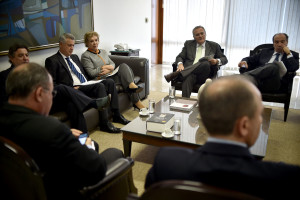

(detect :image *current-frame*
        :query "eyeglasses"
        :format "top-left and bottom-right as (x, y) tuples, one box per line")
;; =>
(43, 88), (57, 98)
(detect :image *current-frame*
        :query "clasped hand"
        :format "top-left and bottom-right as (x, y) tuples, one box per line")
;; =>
(99, 65), (114, 76)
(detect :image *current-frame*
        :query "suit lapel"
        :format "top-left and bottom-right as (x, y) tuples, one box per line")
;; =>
(190, 41), (197, 59)
(205, 41), (212, 56)
(56, 52), (73, 80)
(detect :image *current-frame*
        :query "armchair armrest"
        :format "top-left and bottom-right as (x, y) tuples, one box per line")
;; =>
(109, 55), (149, 97)
(80, 157), (136, 200)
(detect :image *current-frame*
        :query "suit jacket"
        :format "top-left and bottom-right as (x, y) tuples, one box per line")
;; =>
(145, 143), (300, 199)
(45, 51), (89, 86)
(0, 103), (107, 199)
(241, 47), (299, 73)
(175, 40), (228, 67)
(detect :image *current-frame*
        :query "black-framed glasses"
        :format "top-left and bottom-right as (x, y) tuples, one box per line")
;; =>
(43, 88), (57, 98)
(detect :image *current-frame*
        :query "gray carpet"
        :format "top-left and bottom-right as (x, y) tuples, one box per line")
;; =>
(90, 91), (300, 195)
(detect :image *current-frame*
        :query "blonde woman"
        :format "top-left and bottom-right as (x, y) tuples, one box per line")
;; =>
(81, 31), (145, 109)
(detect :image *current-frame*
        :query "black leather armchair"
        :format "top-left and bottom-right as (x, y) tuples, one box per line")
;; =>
(128, 180), (261, 200)
(239, 44), (296, 122)
(171, 48), (224, 93)
(0, 136), (137, 200)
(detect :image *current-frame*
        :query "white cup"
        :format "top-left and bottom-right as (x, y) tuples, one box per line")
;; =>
(140, 108), (148, 115)
(148, 99), (155, 113)
(169, 86), (175, 98)
(173, 117), (181, 135)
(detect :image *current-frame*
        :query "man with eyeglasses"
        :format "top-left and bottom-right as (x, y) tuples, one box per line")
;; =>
(0, 62), (124, 199)
(0, 44), (109, 135)
(164, 25), (228, 98)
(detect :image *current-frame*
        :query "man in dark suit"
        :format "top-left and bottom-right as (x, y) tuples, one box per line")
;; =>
(0, 44), (29, 106)
(164, 25), (228, 97)
(238, 33), (299, 92)
(0, 63), (124, 199)
(0, 44), (108, 134)
(45, 33), (130, 133)
(145, 76), (300, 199)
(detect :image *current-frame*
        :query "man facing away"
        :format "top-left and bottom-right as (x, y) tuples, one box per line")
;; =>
(45, 33), (130, 133)
(238, 33), (299, 93)
(0, 63), (124, 199)
(164, 25), (228, 98)
(145, 76), (300, 199)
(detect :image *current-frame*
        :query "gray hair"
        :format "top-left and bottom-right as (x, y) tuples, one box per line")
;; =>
(59, 33), (75, 43)
(192, 25), (206, 35)
(6, 63), (50, 98)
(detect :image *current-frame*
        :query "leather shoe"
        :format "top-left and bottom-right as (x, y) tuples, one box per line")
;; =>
(164, 71), (180, 82)
(100, 122), (121, 133)
(113, 114), (131, 125)
(95, 96), (110, 111)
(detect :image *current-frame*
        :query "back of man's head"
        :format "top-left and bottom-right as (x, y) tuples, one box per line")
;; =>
(6, 63), (50, 99)
(199, 76), (259, 136)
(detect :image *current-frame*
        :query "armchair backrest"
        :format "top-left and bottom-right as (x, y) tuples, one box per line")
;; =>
(80, 157), (136, 200)
(249, 43), (273, 56)
(0, 136), (47, 200)
(138, 180), (261, 200)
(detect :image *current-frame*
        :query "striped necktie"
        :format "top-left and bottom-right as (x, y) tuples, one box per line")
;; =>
(65, 57), (86, 83)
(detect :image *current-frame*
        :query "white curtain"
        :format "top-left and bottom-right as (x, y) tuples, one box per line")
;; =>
(163, 0), (300, 108)
(163, 0), (300, 69)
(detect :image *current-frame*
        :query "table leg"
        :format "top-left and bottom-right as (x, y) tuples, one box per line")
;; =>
(123, 139), (132, 157)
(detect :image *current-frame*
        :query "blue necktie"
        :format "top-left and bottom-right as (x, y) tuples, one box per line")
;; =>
(274, 53), (280, 62)
(65, 57), (86, 83)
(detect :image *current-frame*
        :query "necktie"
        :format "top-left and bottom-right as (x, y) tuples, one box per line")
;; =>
(65, 57), (86, 83)
(274, 53), (280, 62)
(193, 45), (203, 64)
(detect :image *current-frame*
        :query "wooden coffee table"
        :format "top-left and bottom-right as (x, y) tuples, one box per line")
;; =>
(121, 96), (272, 159)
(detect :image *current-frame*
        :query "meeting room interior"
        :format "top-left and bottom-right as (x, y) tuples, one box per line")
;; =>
(0, 0), (299, 199)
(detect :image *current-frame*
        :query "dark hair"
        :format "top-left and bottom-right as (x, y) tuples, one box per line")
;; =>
(59, 33), (75, 43)
(6, 63), (50, 99)
(192, 25), (206, 35)
(272, 33), (289, 42)
(199, 76), (257, 135)
(8, 44), (29, 64)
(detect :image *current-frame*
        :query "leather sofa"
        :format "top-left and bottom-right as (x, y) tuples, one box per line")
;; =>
(51, 55), (149, 132)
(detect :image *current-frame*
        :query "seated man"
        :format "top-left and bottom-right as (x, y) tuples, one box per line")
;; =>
(0, 44), (108, 133)
(45, 33), (130, 133)
(145, 76), (300, 199)
(238, 33), (299, 92)
(0, 44), (29, 106)
(0, 63), (124, 199)
(164, 25), (228, 98)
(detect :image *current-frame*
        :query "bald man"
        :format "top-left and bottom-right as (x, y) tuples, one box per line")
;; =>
(145, 76), (300, 199)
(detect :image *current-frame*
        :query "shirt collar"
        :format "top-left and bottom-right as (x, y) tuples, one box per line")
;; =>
(207, 137), (248, 148)
(197, 41), (206, 48)
(59, 51), (69, 59)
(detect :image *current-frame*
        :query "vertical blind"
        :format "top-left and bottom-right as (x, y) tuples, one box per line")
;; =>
(163, 0), (300, 69)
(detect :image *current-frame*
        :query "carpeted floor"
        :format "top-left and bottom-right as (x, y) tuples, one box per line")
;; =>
(90, 91), (300, 196)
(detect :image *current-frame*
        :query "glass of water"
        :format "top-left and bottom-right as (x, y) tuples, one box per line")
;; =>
(169, 86), (175, 98)
(173, 117), (181, 135)
(148, 99), (155, 113)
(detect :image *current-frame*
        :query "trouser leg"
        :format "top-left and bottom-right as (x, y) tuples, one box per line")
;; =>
(244, 63), (281, 92)
(181, 61), (211, 98)
(182, 74), (196, 98)
(100, 148), (124, 165)
(65, 101), (88, 133)
(101, 79), (119, 110)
